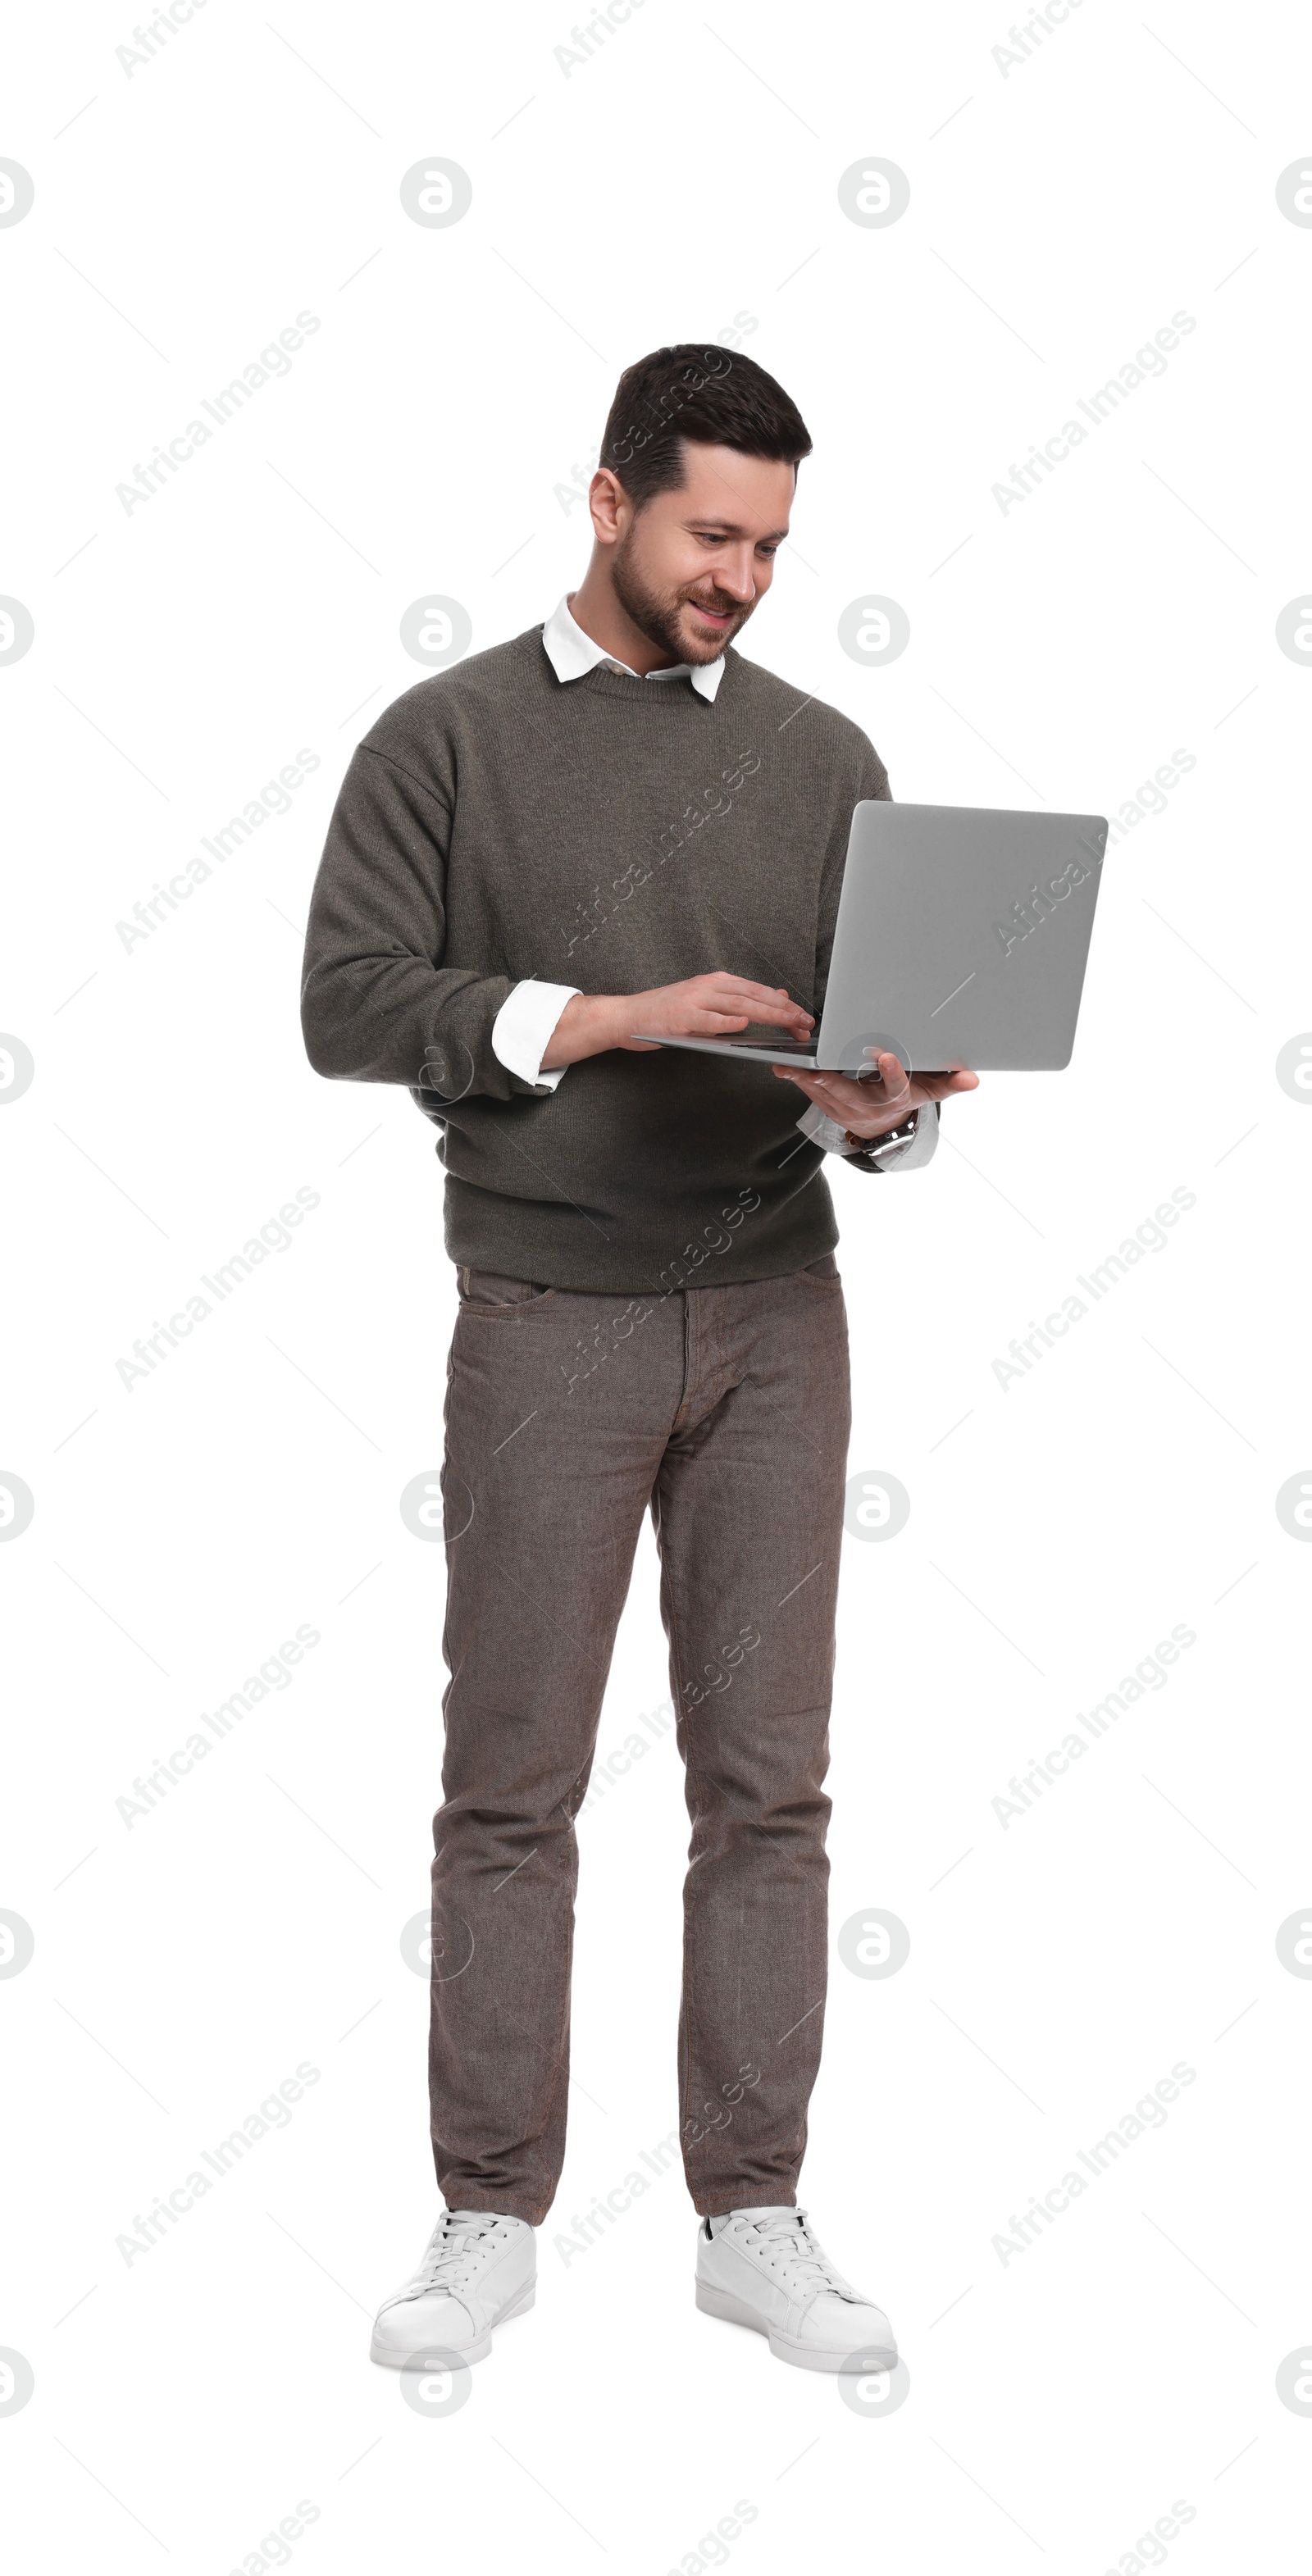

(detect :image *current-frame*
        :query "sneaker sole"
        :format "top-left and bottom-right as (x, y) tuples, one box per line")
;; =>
(369, 2280), (535, 2369)
(695, 2278), (897, 2377)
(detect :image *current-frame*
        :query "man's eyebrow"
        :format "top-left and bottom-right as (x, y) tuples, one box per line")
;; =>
(684, 517), (791, 541)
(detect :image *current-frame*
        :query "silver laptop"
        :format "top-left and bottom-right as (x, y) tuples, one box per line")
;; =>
(635, 800), (1108, 1074)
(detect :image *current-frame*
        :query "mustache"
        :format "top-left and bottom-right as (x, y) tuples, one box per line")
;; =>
(681, 585), (750, 620)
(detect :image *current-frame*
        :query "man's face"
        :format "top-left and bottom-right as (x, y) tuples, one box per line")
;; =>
(606, 442), (795, 664)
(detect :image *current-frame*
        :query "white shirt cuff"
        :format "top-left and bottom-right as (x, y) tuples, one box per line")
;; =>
(491, 980), (581, 1090)
(797, 1100), (855, 1155)
(887, 1102), (940, 1168)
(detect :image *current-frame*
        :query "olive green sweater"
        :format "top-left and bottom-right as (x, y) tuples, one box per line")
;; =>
(301, 626), (892, 1292)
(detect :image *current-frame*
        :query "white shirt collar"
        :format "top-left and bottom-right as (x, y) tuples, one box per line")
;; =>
(541, 592), (725, 702)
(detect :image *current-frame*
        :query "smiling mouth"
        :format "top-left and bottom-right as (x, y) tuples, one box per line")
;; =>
(687, 598), (736, 625)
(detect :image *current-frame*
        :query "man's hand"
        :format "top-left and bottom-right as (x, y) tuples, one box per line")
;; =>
(541, 976), (813, 1069)
(772, 1049), (979, 1140)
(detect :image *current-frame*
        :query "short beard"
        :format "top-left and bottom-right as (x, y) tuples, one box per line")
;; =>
(610, 532), (754, 666)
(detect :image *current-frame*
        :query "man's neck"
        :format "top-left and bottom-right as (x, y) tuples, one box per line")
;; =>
(566, 574), (681, 676)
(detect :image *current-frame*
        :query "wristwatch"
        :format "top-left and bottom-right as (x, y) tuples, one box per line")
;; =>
(846, 1111), (920, 1158)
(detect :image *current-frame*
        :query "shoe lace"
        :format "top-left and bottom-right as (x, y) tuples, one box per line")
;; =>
(411, 2210), (502, 2296)
(745, 2209), (853, 2301)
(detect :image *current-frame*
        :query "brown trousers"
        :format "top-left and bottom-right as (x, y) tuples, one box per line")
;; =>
(430, 1255), (851, 2222)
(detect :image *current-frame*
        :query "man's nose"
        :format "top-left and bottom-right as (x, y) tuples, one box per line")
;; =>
(709, 549), (757, 603)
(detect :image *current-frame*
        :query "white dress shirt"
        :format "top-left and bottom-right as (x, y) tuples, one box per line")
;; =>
(489, 594), (935, 1172)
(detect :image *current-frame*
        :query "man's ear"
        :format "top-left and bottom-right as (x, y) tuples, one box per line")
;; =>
(588, 467), (629, 548)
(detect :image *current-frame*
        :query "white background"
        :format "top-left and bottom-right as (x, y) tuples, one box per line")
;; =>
(3, 0), (1311, 2568)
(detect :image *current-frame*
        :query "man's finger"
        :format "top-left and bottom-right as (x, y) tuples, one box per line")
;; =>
(721, 999), (813, 1026)
(913, 1067), (980, 1098)
(710, 1004), (813, 1030)
(731, 1004), (814, 1025)
(866, 1048), (911, 1101)
(713, 976), (804, 1003)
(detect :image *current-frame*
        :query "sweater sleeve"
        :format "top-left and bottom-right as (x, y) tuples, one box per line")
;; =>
(300, 744), (542, 1104)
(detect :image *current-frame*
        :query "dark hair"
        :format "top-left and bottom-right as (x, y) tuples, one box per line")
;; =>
(599, 343), (812, 508)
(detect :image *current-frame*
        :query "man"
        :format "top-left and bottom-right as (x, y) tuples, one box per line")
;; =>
(301, 343), (977, 2378)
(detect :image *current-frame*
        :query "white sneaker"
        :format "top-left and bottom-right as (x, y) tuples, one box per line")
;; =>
(369, 2209), (535, 2369)
(695, 2205), (897, 2375)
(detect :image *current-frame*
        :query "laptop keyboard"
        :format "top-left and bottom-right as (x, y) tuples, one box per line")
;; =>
(726, 1035), (816, 1053)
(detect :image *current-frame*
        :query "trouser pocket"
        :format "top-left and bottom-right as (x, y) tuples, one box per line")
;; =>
(456, 1268), (555, 1310)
